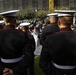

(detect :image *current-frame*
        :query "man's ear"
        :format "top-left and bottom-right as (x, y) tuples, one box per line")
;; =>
(58, 19), (60, 26)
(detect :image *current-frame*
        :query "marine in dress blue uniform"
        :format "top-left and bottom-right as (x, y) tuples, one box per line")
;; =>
(39, 10), (76, 75)
(0, 10), (29, 75)
(40, 13), (59, 45)
(19, 22), (35, 75)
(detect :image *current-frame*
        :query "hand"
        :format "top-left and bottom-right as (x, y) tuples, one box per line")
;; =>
(3, 68), (14, 75)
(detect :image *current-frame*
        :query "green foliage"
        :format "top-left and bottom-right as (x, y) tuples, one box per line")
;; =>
(34, 56), (44, 75)
(16, 10), (54, 20)
(24, 9), (36, 19)
(37, 10), (47, 19)
(56, 7), (70, 10)
(16, 9), (36, 20)
(27, 56), (44, 75)
(16, 10), (25, 20)
(47, 10), (54, 14)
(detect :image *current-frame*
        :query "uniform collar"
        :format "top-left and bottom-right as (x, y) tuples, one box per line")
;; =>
(60, 28), (72, 32)
(50, 23), (57, 25)
(4, 25), (15, 29)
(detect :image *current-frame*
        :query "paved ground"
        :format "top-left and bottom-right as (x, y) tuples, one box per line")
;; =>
(34, 44), (42, 55)
(32, 32), (42, 55)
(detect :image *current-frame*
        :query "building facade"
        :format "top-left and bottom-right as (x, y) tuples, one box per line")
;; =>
(54, 0), (76, 10)
(0, 0), (49, 12)
(0, 0), (76, 12)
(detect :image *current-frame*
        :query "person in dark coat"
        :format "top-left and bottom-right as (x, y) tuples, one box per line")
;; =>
(40, 13), (59, 45)
(39, 10), (76, 75)
(0, 10), (30, 75)
(0, 20), (4, 29)
(19, 22), (35, 75)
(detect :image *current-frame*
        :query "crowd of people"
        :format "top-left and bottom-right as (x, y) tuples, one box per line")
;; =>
(0, 9), (76, 75)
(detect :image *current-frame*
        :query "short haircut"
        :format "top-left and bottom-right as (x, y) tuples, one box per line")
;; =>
(3, 17), (16, 25)
(59, 16), (73, 26)
(49, 16), (58, 23)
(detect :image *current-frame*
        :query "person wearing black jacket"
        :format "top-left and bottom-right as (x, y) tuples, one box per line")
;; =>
(40, 13), (59, 45)
(0, 10), (30, 75)
(39, 10), (76, 75)
(19, 22), (35, 75)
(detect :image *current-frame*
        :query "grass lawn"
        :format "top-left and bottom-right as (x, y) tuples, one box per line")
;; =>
(34, 56), (45, 75)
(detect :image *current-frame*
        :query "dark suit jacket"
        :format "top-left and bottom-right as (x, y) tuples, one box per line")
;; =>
(0, 25), (29, 75)
(39, 28), (76, 75)
(40, 23), (59, 45)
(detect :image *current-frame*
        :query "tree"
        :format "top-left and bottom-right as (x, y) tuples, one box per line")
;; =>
(16, 9), (36, 20)
(16, 10), (25, 20)
(37, 10), (47, 19)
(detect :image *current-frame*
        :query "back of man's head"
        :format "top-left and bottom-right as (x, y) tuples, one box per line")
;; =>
(58, 16), (73, 26)
(47, 13), (58, 24)
(55, 10), (76, 27)
(49, 16), (58, 23)
(0, 10), (19, 26)
(3, 17), (16, 26)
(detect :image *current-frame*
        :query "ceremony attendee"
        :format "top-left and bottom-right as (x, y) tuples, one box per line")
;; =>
(40, 13), (59, 45)
(0, 10), (29, 75)
(0, 20), (4, 29)
(39, 10), (76, 75)
(19, 22), (35, 75)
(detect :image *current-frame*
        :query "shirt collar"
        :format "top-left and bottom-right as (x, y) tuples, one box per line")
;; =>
(60, 28), (72, 32)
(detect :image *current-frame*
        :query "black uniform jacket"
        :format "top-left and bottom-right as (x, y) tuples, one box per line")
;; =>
(24, 33), (35, 64)
(39, 28), (76, 75)
(0, 25), (29, 75)
(26, 34), (35, 53)
(40, 23), (59, 45)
